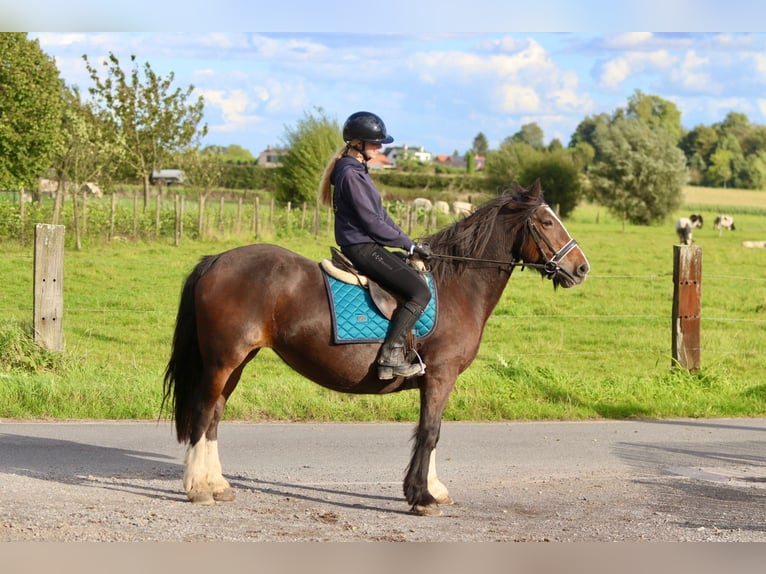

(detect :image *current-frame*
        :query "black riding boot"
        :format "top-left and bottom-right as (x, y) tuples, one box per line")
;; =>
(377, 302), (425, 380)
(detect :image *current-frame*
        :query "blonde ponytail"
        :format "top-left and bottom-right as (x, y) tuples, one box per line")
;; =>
(318, 145), (349, 207)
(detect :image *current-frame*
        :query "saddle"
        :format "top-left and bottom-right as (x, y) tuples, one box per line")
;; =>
(319, 247), (427, 320)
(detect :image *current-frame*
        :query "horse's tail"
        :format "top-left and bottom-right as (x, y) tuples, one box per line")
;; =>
(162, 254), (221, 443)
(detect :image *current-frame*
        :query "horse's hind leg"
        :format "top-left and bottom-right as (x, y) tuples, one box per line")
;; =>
(184, 356), (253, 504)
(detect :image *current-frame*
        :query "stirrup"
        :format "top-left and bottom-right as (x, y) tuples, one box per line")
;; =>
(378, 360), (424, 380)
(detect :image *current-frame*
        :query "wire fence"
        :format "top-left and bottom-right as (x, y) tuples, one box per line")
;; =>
(2, 190), (764, 372)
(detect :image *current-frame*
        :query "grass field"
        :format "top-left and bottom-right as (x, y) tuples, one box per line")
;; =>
(1, 186), (765, 421)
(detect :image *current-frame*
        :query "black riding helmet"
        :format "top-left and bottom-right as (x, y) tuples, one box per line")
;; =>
(342, 111), (394, 144)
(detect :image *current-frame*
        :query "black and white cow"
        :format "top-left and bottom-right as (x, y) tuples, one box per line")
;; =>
(675, 214), (704, 245)
(714, 214), (735, 234)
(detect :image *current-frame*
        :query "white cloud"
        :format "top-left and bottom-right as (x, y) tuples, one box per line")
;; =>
(672, 50), (713, 92)
(197, 88), (262, 133)
(603, 32), (654, 49)
(753, 53), (766, 77)
(497, 85), (540, 113)
(598, 50), (676, 89)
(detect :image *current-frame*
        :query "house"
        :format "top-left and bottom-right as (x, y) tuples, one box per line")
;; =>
(432, 153), (486, 171)
(367, 153), (392, 169)
(150, 169), (185, 185)
(383, 144), (432, 168)
(257, 146), (288, 167)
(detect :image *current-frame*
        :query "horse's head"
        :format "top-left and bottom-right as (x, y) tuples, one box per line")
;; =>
(515, 180), (590, 288)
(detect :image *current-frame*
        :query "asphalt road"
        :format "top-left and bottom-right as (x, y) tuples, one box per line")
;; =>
(2, 418), (766, 541)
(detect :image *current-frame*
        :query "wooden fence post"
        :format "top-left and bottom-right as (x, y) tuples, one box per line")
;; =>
(33, 224), (65, 352)
(672, 245), (702, 371)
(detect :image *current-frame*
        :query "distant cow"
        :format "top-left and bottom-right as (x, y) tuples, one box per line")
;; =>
(452, 201), (474, 217)
(675, 214), (703, 245)
(714, 214), (735, 234)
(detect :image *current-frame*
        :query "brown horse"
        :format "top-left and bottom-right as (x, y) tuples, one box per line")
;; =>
(162, 179), (590, 516)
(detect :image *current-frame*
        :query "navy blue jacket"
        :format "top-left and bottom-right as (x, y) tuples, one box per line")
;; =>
(331, 156), (413, 250)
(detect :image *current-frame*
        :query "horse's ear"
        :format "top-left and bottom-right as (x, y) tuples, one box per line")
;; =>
(529, 178), (543, 200)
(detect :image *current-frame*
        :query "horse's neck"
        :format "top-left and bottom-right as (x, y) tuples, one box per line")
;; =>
(456, 263), (512, 323)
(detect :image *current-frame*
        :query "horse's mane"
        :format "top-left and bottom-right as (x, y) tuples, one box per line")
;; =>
(423, 183), (544, 284)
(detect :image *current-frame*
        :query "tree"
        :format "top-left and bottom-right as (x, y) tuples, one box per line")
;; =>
(589, 118), (687, 225)
(205, 144), (256, 164)
(472, 132), (489, 156)
(275, 108), (342, 204)
(626, 89), (684, 143)
(484, 141), (537, 192)
(179, 147), (225, 238)
(0, 33), (64, 190)
(83, 52), (207, 208)
(707, 148), (735, 188)
(509, 122), (544, 149)
(465, 152), (475, 174)
(516, 150), (582, 218)
(50, 84), (119, 236)
(569, 113), (610, 167)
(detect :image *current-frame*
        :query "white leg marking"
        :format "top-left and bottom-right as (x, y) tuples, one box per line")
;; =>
(183, 437), (214, 504)
(205, 439), (231, 494)
(427, 449), (453, 505)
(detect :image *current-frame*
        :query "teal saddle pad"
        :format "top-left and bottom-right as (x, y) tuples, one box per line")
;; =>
(322, 272), (437, 344)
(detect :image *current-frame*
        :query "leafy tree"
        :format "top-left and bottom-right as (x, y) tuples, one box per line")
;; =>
(547, 138), (564, 152)
(465, 152), (475, 174)
(50, 85), (119, 229)
(707, 148), (735, 188)
(484, 141), (537, 191)
(569, 113), (610, 166)
(516, 150), (582, 218)
(679, 124), (719, 184)
(179, 147), (225, 238)
(472, 132), (489, 156)
(0, 33), (64, 190)
(508, 122), (544, 149)
(570, 141), (595, 173)
(680, 124), (719, 163)
(205, 144), (256, 163)
(588, 118), (686, 225)
(275, 107), (342, 204)
(83, 52), (207, 208)
(626, 89), (684, 143)
(744, 151), (766, 190)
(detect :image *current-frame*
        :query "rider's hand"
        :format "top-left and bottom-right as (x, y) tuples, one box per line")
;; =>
(409, 243), (432, 260)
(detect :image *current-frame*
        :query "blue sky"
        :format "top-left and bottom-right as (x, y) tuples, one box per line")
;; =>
(11, 2), (766, 157)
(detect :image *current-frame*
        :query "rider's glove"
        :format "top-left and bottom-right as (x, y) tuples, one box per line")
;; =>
(409, 243), (432, 260)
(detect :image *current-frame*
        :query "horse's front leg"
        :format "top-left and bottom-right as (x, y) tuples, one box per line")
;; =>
(404, 379), (455, 516)
(426, 449), (454, 507)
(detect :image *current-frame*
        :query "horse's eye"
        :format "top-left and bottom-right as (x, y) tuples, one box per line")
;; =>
(541, 218), (554, 229)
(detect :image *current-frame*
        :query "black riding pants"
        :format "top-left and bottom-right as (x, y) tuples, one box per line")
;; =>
(341, 243), (431, 310)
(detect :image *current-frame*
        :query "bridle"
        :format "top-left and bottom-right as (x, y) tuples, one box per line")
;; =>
(525, 216), (580, 280)
(426, 204), (580, 281)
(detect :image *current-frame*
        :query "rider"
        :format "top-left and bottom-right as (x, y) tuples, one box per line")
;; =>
(319, 111), (432, 380)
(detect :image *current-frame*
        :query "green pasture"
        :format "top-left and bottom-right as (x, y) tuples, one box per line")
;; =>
(1, 188), (765, 421)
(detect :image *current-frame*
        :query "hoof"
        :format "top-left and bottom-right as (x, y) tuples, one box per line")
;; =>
(213, 487), (236, 502)
(411, 503), (443, 517)
(187, 490), (215, 505)
(435, 495), (454, 506)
